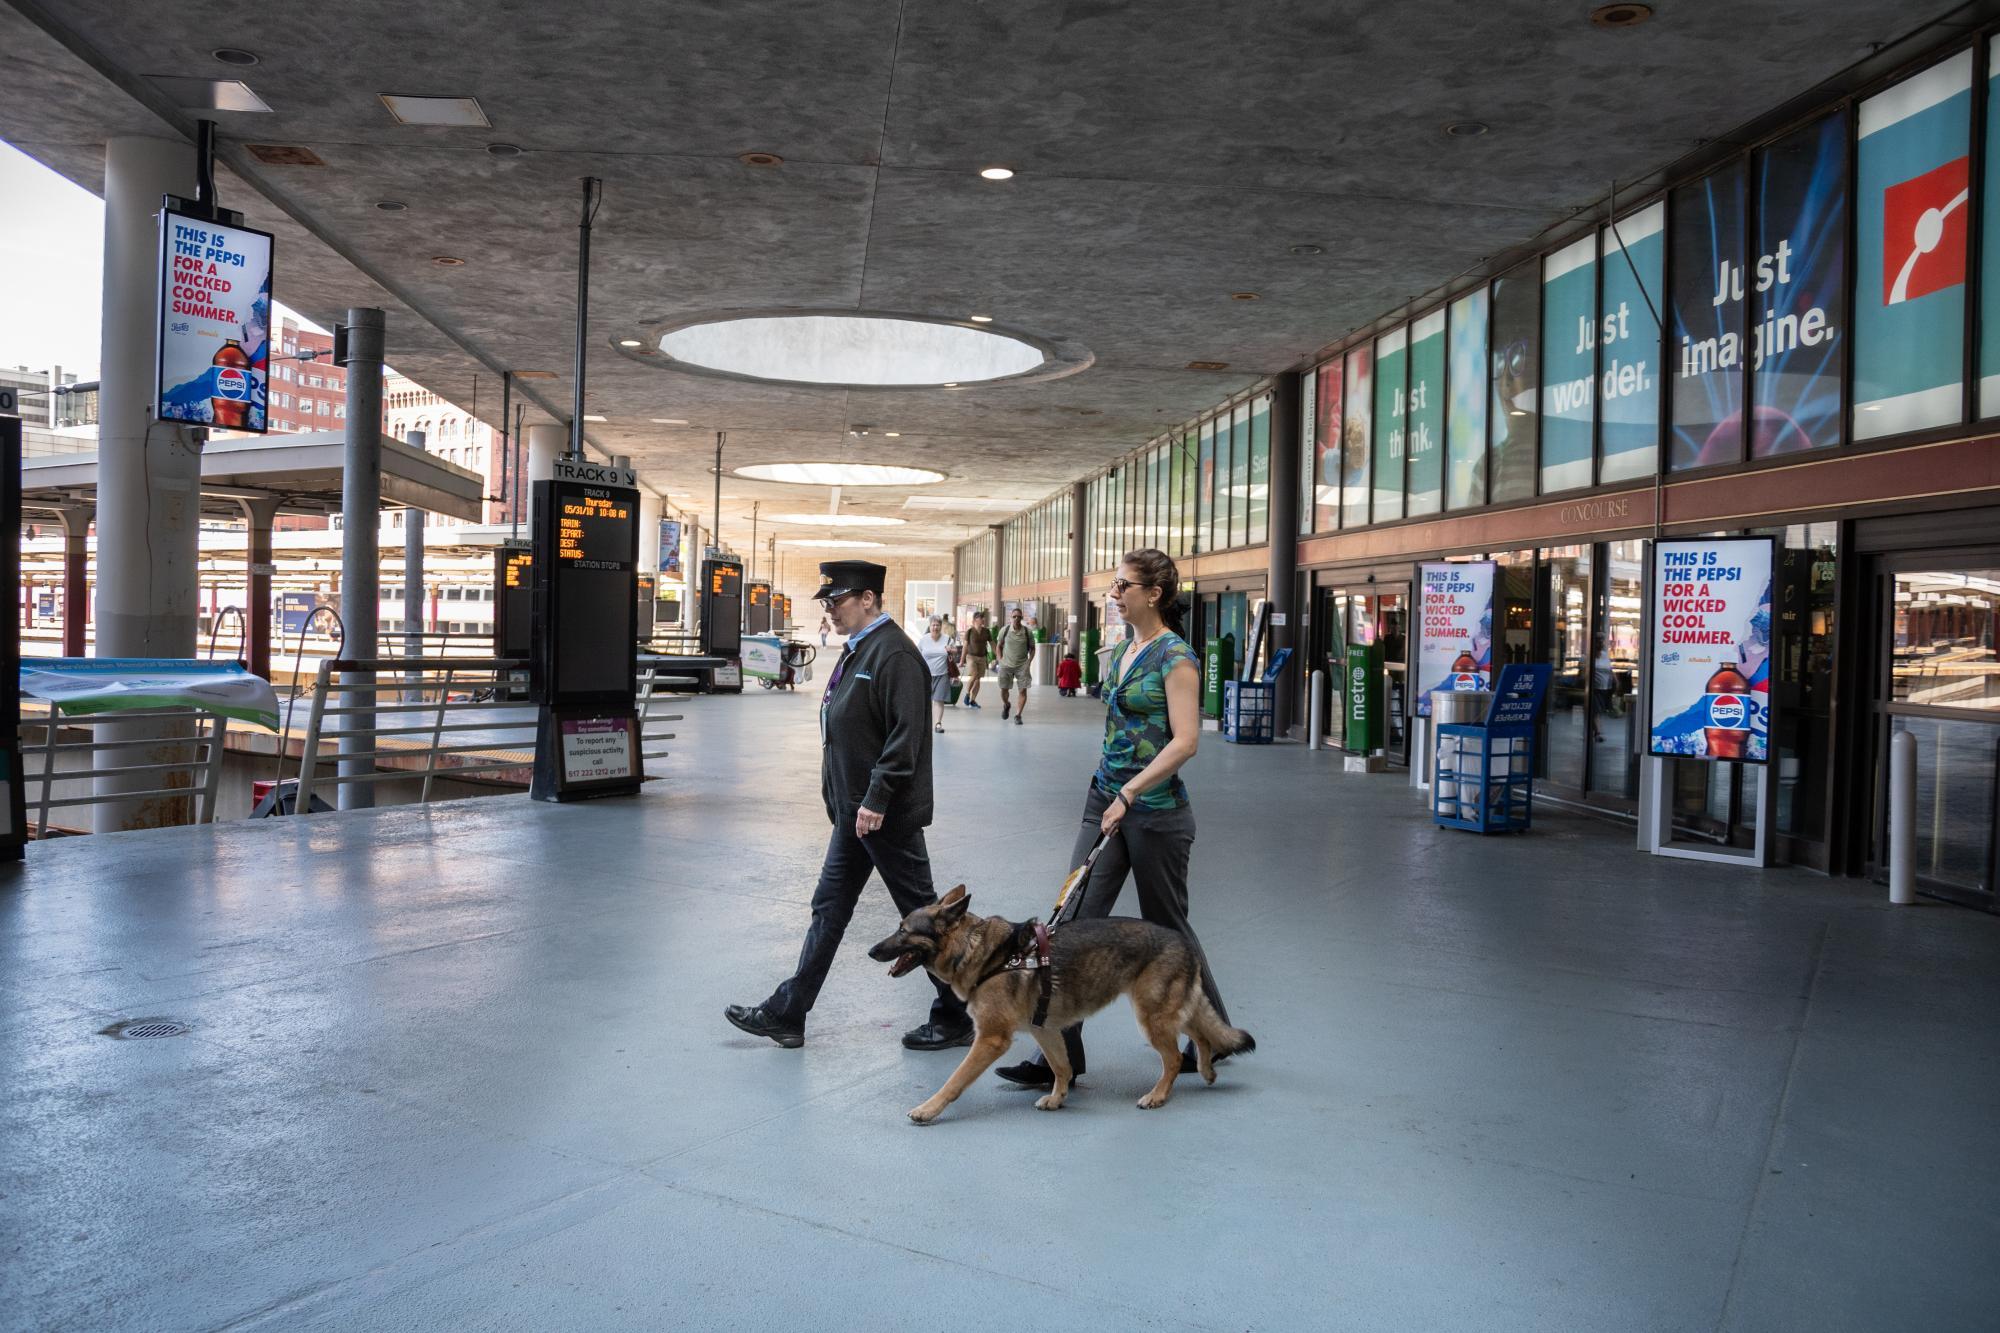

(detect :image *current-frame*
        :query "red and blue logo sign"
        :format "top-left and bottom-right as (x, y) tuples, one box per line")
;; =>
(1451, 673), (1483, 690)
(1883, 155), (1969, 306)
(213, 366), (251, 401)
(1706, 693), (1748, 730)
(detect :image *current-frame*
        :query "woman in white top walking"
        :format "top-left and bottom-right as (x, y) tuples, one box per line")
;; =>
(918, 616), (954, 733)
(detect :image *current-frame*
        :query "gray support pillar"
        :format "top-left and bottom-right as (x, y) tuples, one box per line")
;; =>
(238, 497), (279, 682)
(638, 489), (662, 574)
(93, 136), (199, 832)
(1266, 371), (1303, 737)
(526, 422), (563, 530)
(990, 523), (1004, 613)
(1068, 480), (1086, 654)
(337, 308), (386, 810)
(58, 507), (89, 657)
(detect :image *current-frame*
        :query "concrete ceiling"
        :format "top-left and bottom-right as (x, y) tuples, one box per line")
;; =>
(0, 0), (1962, 554)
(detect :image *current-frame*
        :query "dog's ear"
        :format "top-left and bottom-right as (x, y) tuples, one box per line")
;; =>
(937, 885), (970, 924)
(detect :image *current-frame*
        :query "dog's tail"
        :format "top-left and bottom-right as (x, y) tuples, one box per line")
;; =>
(1186, 988), (1256, 1060)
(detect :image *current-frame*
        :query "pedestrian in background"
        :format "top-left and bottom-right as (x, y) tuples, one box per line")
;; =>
(994, 606), (1036, 726)
(919, 615), (953, 733)
(961, 609), (992, 710)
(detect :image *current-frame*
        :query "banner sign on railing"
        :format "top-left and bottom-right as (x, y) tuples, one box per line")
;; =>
(19, 659), (280, 730)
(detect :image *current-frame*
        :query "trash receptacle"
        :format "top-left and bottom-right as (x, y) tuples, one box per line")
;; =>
(1035, 639), (1058, 689)
(1424, 689), (1494, 788)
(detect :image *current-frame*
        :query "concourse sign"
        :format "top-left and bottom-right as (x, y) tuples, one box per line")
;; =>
(529, 458), (642, 802)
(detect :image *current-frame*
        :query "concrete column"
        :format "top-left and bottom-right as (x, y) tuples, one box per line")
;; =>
(237, 497), (280, 681)
(57, 507), (89, 657)
(990, 523), (1004, 613)
(1266, 372), (1302, 737)
(337, 308), (386, 810)
(402, 429), (426, 665)
(638, 489), (662, 573)
(1068, 480), (1086, 654)
(525, 422), (563, 531)
(93, 136), (199, 832)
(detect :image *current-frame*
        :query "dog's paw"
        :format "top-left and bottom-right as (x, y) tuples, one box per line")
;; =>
(1201, 1066), (1217, 1086)
(1034, 1093), (1066, 1111)
(907, 1104), (941, 1125)
(1135, 1092), (1169, 1110)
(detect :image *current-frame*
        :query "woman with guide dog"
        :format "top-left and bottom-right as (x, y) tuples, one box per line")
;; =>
(995, 547), (1233, 1088)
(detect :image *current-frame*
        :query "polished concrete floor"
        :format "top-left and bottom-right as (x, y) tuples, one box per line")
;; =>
(3, 686), (1997, 1331)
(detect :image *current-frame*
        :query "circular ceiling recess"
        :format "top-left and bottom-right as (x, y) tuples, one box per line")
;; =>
(736, 462), (944, 486)
(615, 309), (1092, 390)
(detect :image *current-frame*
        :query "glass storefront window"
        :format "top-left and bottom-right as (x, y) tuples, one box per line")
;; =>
(1893, 567), (2000, 710)
(1670, 160), (1748, 469)
(1488, 261), (1540, 502)
(1230, 402), (1251, 547)
(1599, 203), (1665, 483)
(1588, 540), (1647, 800)
(1541, 235), (1598, 494)
(1982, 42), (2000, 416)
(1541, 545), (1593, 790)
(1406, 310), (1445, 516)
(1750, 112), (1847, 457)
(1775, 523), (1840, 842)
(1889, 715), (1997, 894)
(1313, 362), (1342, 532)
(1855, 51), (1971, 439)
(1248, 397), (1270, 545)
(1446, 288), (1488, 509)
(1373, 328), (1407, 522)
(1342, 346), (1374, 528)
(1196, 419), (1214, 554)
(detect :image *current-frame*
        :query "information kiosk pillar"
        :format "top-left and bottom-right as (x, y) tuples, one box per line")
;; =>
(529, 458), (641, 802)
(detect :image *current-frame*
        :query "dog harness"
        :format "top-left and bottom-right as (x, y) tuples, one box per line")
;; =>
(980, 919), (1055, 1027)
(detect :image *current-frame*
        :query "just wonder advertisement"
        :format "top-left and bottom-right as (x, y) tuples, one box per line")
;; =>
(157, 208), (273, 433)
(1415, 561), (1495, 717)
(1648, 537), (1775, 763)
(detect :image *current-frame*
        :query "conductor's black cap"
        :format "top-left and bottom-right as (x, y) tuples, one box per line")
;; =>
(814, 559), (887, 601)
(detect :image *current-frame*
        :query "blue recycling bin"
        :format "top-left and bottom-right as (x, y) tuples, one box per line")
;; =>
(1433, 664), (1552, 834)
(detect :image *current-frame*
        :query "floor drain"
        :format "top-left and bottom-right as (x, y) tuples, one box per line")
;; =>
(103, 1019), (191, 1040)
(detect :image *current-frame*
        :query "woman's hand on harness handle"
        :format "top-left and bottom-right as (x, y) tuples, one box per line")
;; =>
(1099, 789), (1134, 836)
(855, 804), (885, 838)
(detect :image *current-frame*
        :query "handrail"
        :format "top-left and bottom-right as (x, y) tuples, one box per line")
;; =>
(18, 705), (229, 837)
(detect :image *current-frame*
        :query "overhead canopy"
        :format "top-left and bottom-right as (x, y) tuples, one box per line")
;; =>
(21, 430), (486, 522)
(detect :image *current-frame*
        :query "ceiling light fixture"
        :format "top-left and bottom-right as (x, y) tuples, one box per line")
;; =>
(979, 166), (1015, 180)
(1590, 2), (1654, 27)
(151, 76), (272, 113)
(969, 314), (994, 323)
(379, 93), (492, 127)
(375, 200), (408, 212)
(738, 150), (784, 167)
(486, 142), (524, 157)
(650, 418), (689, 424)
(618, 338), (642, 347)
(582, 414), (608, 422)
(1443, 120), (1490, 138)
(212, 48), (259, 66)
(736, 462), (945, 486)
(884, 432), (901, 437)
(432, 255), (465, 266)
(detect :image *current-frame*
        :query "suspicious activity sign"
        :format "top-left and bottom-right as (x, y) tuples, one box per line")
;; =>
(1647, 537), (1775, 763)
(157, 209), (273, 433)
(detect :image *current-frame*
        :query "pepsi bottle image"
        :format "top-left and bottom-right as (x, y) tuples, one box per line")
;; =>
(1449, 649), (1485, 689)
(1702, 664), (1752, 759)
(210, 339), (252, 428)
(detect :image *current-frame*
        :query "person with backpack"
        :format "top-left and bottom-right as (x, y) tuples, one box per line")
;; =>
(994, 606), (1036, 725)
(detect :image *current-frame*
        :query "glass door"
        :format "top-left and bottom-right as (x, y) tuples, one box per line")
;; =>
(1348, 587), (1409, 763)
(1873, 558), (2000, 909)
(1312, 584), (1349, 747)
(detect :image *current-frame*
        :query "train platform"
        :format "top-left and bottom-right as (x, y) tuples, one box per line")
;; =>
(3, 691), (1996, 1331)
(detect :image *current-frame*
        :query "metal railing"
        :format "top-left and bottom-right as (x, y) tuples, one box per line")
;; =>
(18, 706), (229, 837)
(292, 656), (685, 808)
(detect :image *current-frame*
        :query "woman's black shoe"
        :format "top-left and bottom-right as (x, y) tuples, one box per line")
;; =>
(994, 1060), (1056, 1088)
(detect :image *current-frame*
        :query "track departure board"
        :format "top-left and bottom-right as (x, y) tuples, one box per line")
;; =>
(700, 556), (744, 657)
(532, 461), (640, 703)
(494, 543), (533, 660)
(558, 492), (633, 567)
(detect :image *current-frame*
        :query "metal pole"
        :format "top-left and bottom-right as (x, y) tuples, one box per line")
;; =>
(1308, 668), (1324, 750)
(338, 307), (386, 810)
(498, 371), (511, 526)
(403, 429), (427, 692)
(512, 403), (525, 536)
(713, 431), (725, 556)
(1889, 728), (1915, 905)
(569, 178), (600, 461)
(750, 502), (759, 585)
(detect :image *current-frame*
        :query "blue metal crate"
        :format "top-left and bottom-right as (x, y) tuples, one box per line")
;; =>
(1432, 726), (1534, 832)
(1221, 680), (1274, 744)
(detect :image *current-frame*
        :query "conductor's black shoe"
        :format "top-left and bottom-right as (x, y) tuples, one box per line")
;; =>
(725, 1004), (804, 1048)
(1179, 1044), (1231, 1073)
(994, 1060), (1056, 1088)
(902, 1020), (974, 1050)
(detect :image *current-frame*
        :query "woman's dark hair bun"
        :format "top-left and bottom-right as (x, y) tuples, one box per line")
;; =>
(1121, 547), (1187, 636)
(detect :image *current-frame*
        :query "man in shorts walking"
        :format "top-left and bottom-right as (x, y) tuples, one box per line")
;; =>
(995, 606), (1036, 725)
(961, 609), (992, 710)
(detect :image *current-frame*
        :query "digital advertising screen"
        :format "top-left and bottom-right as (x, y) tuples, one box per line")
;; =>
(1415, 561), (1496, 717)
(157, 209), (273, 432)
(1854, 52), (1971, 438)
(1406, 309), (1445, 517)
(658, 518), (683, 579)
(1371, 328), (1405, 523)
(1446, 288), (1488, 510)
(1600, 202), (1665, 482)
(1487, 259), (1540, 502)
(1648, 537), (1775, 763)
(1341, 347), (1372, 530)
(1540, 233), (1597, 493)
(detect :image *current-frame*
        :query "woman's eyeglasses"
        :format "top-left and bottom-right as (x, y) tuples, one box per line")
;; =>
(1109, 578), (1150, 595)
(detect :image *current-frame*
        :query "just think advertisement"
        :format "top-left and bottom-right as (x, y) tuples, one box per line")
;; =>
(156, 209), (274, 433)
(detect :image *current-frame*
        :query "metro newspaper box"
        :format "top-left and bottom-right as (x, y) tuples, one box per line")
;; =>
(1432, 663), (1551, 834)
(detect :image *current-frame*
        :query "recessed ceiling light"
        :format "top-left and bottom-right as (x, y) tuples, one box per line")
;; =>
(1861, 403), (1882, 411)
(151, 76), (272, 113)
(582, 414), (608, 422)
(618, 338), (642, 347)
(1590, 2), (1653, 27)
(650, 418), (689, 425)
(779, 538), (887, 549)
(941, 383), (958, 388)
(432, 255), (465, 266)
(979, 166), (1015, 180)
(969, 314), (994, 323)
(1289, 244), (1324, 256)
(1186, 360), (1229, 371)
(1509, 408), (1528, 417)
(212, 48), (259, 66)
(1230, 292), (1261, 301)
(1443, 120), (1490, 138)
(486, 142), (524, 157)
(512, 369), (556, 379)
(770, 514), (908, 527)
(736, 462), (946, 486)
(375, 200), (408, 212)
(380, 94), (492, 127)
(884, 432), (901, 437)
(738, 150), (784, 167)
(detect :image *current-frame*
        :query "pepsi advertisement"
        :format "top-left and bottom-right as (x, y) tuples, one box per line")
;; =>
(1416, 560), (1495, 717)
(658, 518), (683, 579)
(156, 209), (272, 433)
(1853, 52), (1972, 438)
(1750, 112), (1847, 457)
(1648, 537), (1775, 764)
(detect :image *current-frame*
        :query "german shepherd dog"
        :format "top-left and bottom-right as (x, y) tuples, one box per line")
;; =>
(868, 886), (1255, 1124)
